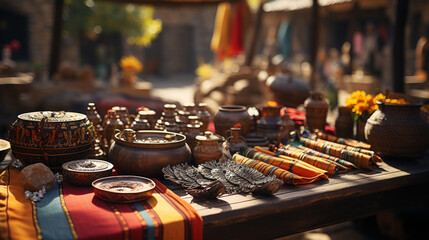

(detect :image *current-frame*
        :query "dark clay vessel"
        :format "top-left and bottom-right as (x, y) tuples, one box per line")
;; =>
(109, 130), (192, 177)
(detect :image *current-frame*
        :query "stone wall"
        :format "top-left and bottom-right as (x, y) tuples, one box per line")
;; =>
(1, 0), (54, 72)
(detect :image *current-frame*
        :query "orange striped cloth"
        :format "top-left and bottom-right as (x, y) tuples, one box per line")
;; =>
(241, 147), (328, 180)
(299, 138), (379, 170)
(0, 166), (202, 240)
(275, 146), (347, 175)
(280, 144), (356, 170)
(233, 153), (326, 185)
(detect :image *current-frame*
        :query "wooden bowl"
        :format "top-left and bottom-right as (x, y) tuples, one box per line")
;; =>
(62, 159), (113, 186)
(92, 175), (156, 203)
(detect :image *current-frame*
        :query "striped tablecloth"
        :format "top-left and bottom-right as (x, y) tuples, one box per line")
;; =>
(0, 166), (202, 240)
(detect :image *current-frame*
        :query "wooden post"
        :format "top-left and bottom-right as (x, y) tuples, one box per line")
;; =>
(310, 0), (319, 90)
(393, 0), (409, 93)
(49, 0), (64, 78)
(244, 3), (264, 67)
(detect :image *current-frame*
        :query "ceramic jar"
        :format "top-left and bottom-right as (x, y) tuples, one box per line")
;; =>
(266, 74), (311, 108)
(185, 124), (201, 151)
(130, 111), (151, 131)
(365, 102), (429, 158)
(198, 103), (212, 132)
(104, 110), (124, 145)
(257, 106), (290, 142)
(109, 130), (192, 177)
(224, 127), (248, 155)
(112, 106), (131, 128)
(193, 131), (223, 164)
(335, 106), (354, 139)
(214, 105), (252, 137)
(138, 110), (157, 129)
(304, 92), (329, 132)
(8, 111), (95, 169)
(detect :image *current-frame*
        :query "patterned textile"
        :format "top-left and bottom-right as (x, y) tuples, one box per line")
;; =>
(232, 154), (325, 185)
(275, 146), (346, 175)
(314, 132), (371, 150)
(0, 166), (203, 240)
(240, 148), (328, 180)
(314, 138), (383, 163)
(281, 144), (356, 170)
(299, 138), (379, 170)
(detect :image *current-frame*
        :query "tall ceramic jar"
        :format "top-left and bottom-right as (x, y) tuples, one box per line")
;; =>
(104, 110), (124, 145)
(365, 101), (429, 158)
(304, 92), (329, 132)
(198, 103), (212, 132)
(214, 105), (252, 137)
(335, 106), (354, 139)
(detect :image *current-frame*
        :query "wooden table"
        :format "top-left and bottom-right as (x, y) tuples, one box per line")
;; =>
(167, 151), (429, 240)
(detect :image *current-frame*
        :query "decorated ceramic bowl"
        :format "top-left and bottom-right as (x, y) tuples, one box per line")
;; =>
(92, 175), (156, 203)
(62, 159), (113, 186)
(8, 111), (95, 169)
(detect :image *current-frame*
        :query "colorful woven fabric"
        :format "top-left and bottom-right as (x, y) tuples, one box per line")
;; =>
(232, 153), (325, 185)
(299, 138), (378, 170)
(0, 166), (203, 240)
(241, 148), (328, 180)
(315, 132), (371, 150)
(275, 146), (346, 175)
(314, 138), (383, 163)
(282, 143), (357, 170)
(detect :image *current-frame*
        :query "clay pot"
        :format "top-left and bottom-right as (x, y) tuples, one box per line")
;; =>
(365, 102), (429, 158)
(257, 106), (290, 142)
(104, 110), (124, 145)
(224, 127), (248, 155)
(8, 111), (95, 169)
(109, 130), (192, 177)
(335, 106), (354, 139)
(304, 92), (329, 132)
(266, 74), (310, 108)
(193, 131), (223, 164)
(185, 124), (201, 151)
(198, 103), (212, 132)
(214, 105), (252, 137)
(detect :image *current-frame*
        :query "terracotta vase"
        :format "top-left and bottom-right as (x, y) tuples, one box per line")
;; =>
(335, 106), (354, 139)
(365, 102), (429, 158)
(214, 105), (252, 137)
(197, 103), (212, 132)
(224, 127), (248, 155)
(304, 92), (329, 132)
(257, 106), (289, 142)
(356, 118), (366, 141)
(193, 131), (223, 164)
(121, 70), (137, 86)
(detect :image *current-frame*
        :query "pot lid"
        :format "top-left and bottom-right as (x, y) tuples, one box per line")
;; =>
(196, 131), (220, 141)
(18, 111), (87, 122)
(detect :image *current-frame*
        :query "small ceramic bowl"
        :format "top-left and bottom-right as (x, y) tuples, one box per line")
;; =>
(62, 159), (113, 186)
(0, 139), (11, 164)
(92, 175), (156, 203)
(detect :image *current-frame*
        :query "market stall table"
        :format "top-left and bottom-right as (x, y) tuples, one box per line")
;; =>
(166, 151), (429, 240)
(1, 151), (429, 239)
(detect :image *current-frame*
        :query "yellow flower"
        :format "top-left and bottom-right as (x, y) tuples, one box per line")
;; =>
(119, 56), (143, 73)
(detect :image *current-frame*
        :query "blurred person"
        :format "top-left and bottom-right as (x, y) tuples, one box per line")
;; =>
(415, 26), (429, 82)
(361, 22), (381, 76)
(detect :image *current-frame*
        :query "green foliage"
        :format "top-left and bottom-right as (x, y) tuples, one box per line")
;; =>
(63, 0), (161, 46)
